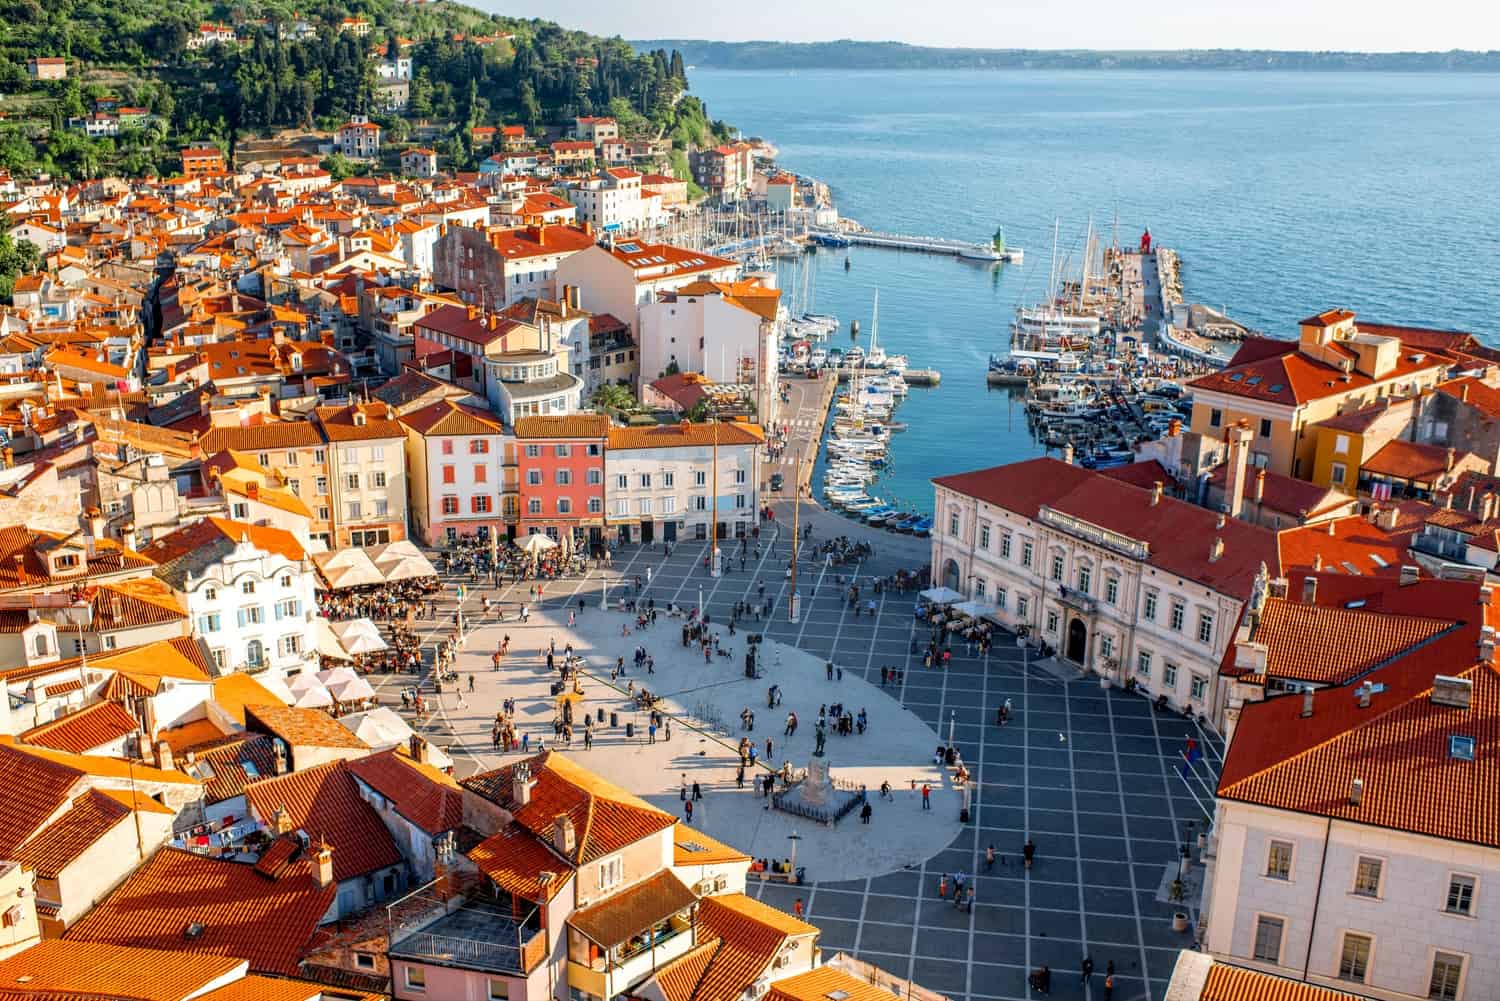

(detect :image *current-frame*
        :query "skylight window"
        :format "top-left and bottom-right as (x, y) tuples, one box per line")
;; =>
(1246, 376), (1262, 386)
(1450, 735), (1476, 761)
(1340, 561), (1361, 574)
(1269, 384), (1285, 393)
(1369, 554), (1389, 568)
(1229, 373), (1243, 381)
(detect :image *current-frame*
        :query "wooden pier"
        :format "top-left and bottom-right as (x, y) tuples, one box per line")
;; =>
(811, 228), (1023, 263)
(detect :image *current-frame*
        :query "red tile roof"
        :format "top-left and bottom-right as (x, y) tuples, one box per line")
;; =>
(514, 414), (610, 441)
(1189, 338), (1443, 406)
(1437, 376), (1500, 419)
(20, 701), (139, 754)
(13, 789), (133, 878)
(244, 705), (370, 752)
(1276, 515), (1412, 577)
(189, 735), (280, 805)
(345, 749), (464, 835)
(65, 846), (335, 976)
(1206, 465), (1349, 520)
(462, 751), (675, 865)
(1361, 438), (1464, 483)
(0, 740), (88, 855)
(0, 525), (155, 591)
(1198, 963), (1365, 1000)
(0, 941), (245, 1001)
(243, 761), (401, 882)
(399, 399), (504, 437)
(607, 421), (764, 451)
(468, 821), (574, 903)
(1219, 574), (1500, 848)
(934, 458), (1279, 595)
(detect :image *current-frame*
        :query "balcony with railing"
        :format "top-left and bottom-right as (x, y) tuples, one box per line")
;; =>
(388, 897), (545, 976)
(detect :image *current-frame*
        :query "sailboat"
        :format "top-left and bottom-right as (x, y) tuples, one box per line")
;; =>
(1010, 218), (1103, 356)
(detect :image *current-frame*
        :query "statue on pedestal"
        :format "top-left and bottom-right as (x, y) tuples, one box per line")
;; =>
(813, 722), (827, 757)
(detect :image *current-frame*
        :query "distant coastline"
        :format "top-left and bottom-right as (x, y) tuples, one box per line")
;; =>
(630, 40), (1500, 72)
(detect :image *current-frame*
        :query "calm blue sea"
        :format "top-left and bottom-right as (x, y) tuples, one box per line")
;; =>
(689, 69), (1500, 513)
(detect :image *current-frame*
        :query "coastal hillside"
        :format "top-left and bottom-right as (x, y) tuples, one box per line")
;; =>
(632, 39), (1500, 72)
(0, 0), (731, 178)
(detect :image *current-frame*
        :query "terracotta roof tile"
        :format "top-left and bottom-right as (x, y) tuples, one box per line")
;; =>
(672, 823), (751, 867)
(0, 525), (155, 591)
(468, 821), (574, 903)
(20, 701), (140, 754)
(189, 735), (279, 805)
(65, 846), (335, 976)
(1198, 962), (1369, 1000)
(1241, 596), (1454, 686)
(1276, 515), (1412, 577)
(211, 673), (287, 725)
(767, 967), (902, 1001)
(0, 941), (245, 1001)
(1362, 438), (1466, 483)
(200, 423), (324, 452)
(243, 761), (401, 881)
(345, 749), (464, 835)
(513, 414), (609, 440)
(89, 579), (187, 631)
(399, 399), (505, 437)
(682, 893), (817, 1000)
(608, 421), (763, 452)
(462, 751), (675, 865)
(244, 705), (370, 752)
(13, 789), (132, 879)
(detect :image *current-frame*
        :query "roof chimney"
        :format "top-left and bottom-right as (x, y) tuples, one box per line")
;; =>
(1062, 443), (1074, 466)
(313, 840), (335, 888)
(1357, 682), (1372, 708)
(1327, 518), (1337, 536)
(1300, 688), (1315, 718)
(1446, 447), (1456, 472)
(1302, 576), (1317, 604)
(154, 738), (173, 771)
(409, 732), (430, 765)
(1432, 674), (1474, 709)
(273, 804), (293, 834)
(1215, 512), (1226, 529)
(1462, 382), (1471, 403)
(1150, 481), (1163, 507)
(1480, 627), (1496, 665)
(512, 761), (536, 807)
(1168, 417), (1181, 437)
(1254, 469), (1266, 503)
(466, 304), (479, 322)
(1313, 553), (1323, 572)
(1399, 564), (1420, 586)
(552, 814), (576, 857)
(272, 737), (288, 774)
(1349, 777), (1364, 806)
(1209, 536), (1224, 562)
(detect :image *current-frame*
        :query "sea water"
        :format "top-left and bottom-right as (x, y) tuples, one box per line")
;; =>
(691, 69), (1500, 511)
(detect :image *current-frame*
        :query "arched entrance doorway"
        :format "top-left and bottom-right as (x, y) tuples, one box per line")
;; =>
(1066, 618), (1088, 664)
(943, 559), (961, 592)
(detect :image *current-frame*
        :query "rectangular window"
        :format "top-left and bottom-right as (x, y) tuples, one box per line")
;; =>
(639, 473), (651, 488)
(1353, 857), (1383, 898)
(440, 465), (456, 485)
(1163, 663), (1178, 687)
(286, 451), (298, 466)
(1197, 611), (1214, 644)
(1169, 600), (1185, 632)
(472, 495), (492, 514)
(1017, 595), (1029, 619)
(316, 477), (328, 495)
(949, 513), (960, 536)
(1429, 952), (1464, 1001)
(474, 465), (487, 484)
(197, 614), (221, 634)
(1259, 418), (1272, 438)
(346, 473), (360, 490)
(1050, 554), (1064, 581)
(405, 966), (427, 991)
(557, 498), (572, 514)
(1209, 408), (1223, 428)
(1046, 610), (1059, 634)
(1190, 674), (1208, 700)
(637, 498), (651, 515)
(525, 445), (540, 458)
(1334, 434), (1349, 455)
(554, 444), (570, 458)
(371, 446), (385, 462)
(556, 469), (572, 486)
(441, 496), (459, 515)
(1252, 915), (1284, 964)
(1021, 540), (1033, 568)
(996, 588), (1007, 610)
(231, 503), (248, 520)
(1267, 840), (1293, 880)
(1001, 534), (1012, 560)
(587, 469), (602, 485)
(470, 439), (489, 454)
(281, 634), (303, 656)
(588, 498), (602, 514)
(1446, 874), (1476, 916)
(373, 471), (387, 488)
(487, 979), (510, 1001)
(663, 472), (674, 487)
(734, 469), (746, 484)
(342, 447), (359, 463)
(441, 439), (454, 455)
(1099, 634), (1112, 658)
(694, 471), (706, 487)
(258, 452), (270, 467)
(1338, 933), (1372, 982)
(1136, 650), (1151, 677)
(598, 855), (623, 890)
(693, 496), (707, 511)
(526, 470), (542, 486)
(615, 474), (628, 489)
(346, 502), (362, 521)
(1331, 462), (1347, 486)
(314, 448), (326, 464)
(1077, 565), (1091, 593)
(1105, 576), (1119, 604)
(527, 499), (541, 514)
(979, 524), (991, 549)
(242, 580), (256, 595)
(613, 499), (629, 516)
(662, 497), (677, 515)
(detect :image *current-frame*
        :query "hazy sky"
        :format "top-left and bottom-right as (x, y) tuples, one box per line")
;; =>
(488, 0), (1498, 52)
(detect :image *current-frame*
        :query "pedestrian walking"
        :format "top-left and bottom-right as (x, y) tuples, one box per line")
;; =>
(1080, 956), (1094, 986)
(860, 801), (872, 824)
(765, 737), (774, 760)
(793, 898), (804, 918)
(921, 784), (932, 810)
(986, 844), (997, 869)
(966, 884), (975, 911)
(648, 722), (657, 744)
(1023, 838), (1036, 869)
(937, 874), (947, 899)
(1103, 974), (1114, 1001)
(684, 799), (693, 824)
(692, 781), (702, 801)
(736, 765), (746, 788)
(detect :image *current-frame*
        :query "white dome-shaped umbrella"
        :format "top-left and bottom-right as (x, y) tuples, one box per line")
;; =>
(291, 682), (333, 709)
(252, 672), (297, 706)
(317, 666), (361, 688)
(288, 671), (326, 695)
(519, 533), (557, 556)
(328, 675), (376, 703)
(332, 618), (388, 656)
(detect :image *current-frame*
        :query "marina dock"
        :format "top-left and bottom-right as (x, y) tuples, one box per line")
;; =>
(834, 366), (940, 386)
(811, 228), (1023, 263)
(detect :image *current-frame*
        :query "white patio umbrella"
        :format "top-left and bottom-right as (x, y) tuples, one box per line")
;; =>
(288, 671), (326, 695)
(953, 600), (1002, 620)
(311, 618), (354, 661)
(328, 675), (376, 702)
(919, 586), (965, 605)
(377, 554), (437, 582)
(519, 533), (558, 556)
(332, 618), (389, 655)
(253, 672), (297, 706)
(317, 666), (361, 688)
(341, 708), (454, 769)
(292, 684), (334, 709)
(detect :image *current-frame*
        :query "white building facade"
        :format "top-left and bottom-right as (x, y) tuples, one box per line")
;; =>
(604, 424), (763, 544)
(637, 279), (781, 422)
(931, 460), (1276, 720)
(177, 536), (316, 678)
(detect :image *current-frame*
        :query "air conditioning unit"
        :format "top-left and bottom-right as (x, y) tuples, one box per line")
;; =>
(742, 979), (770, 1001)
(771, 954), (791, 970)
(695, 879), (714, 895)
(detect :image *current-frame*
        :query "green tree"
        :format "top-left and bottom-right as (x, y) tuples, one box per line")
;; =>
(321, 152), (356, 181)
(593, 383), (636, 412)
